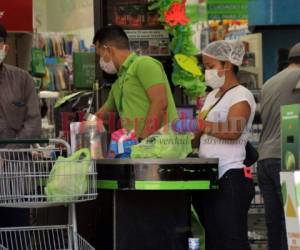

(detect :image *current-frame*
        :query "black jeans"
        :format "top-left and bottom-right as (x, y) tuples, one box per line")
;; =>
(193, 168), (255, 250)
(257, 159), (288, 250)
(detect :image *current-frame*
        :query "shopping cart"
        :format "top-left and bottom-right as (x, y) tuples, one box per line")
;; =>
(0, 139), (97, 250)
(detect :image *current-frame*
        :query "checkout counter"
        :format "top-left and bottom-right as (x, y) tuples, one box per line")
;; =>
(96, 158), (218, 250)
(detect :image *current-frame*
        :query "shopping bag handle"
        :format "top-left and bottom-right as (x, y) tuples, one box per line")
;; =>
(69, 148), (91, 161)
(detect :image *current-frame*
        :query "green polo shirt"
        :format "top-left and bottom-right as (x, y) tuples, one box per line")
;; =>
(104, 53), (178, 135)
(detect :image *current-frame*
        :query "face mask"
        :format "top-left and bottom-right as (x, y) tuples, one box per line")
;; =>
(205, 69), (225, 89)
(99, 57), (117, 75)
(0, 46), (6, 64)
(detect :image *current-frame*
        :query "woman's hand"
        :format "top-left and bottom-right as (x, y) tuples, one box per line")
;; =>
(190, 118), (205, 148)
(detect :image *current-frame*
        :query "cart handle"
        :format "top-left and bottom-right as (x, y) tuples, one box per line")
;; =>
(0, 139), (50, 144)
(0, 138), (71, 155)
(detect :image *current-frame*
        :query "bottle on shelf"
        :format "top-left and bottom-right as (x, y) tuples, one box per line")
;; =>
(188, 237), (200, 250)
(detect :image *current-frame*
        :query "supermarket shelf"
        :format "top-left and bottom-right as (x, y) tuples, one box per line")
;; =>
(240, 66), (261, 75)
(249, 239), (267, 243)
(250, 204), (264, 209)
(39, 91), (60, 99)
(249, 208), (265, 215)
(249, 203), (264, 215)
(250, 89), (261, 97)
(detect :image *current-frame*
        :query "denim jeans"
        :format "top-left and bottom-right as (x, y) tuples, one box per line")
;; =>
(257, 159), (288, 250)
(193, 168), (255, 250)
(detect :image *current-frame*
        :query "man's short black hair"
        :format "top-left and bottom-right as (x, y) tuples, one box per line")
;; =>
(289, 56), (300, 65)
(93, 25), (129, 50)
(0, 24), (7, 42)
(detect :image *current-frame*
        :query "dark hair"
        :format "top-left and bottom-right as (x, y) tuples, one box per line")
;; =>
(0, 24), (7, 42)
(289, 56), (300, 65)
(221, 61), (239, 75)
(93, 25), (129, 50)
(233, 65), (239, 75)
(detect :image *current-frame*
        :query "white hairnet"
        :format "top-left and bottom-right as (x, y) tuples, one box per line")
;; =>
(202, 40), (245, 66)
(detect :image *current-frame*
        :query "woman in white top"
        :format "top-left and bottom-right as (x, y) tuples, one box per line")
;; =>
(193, 41), (256, 250)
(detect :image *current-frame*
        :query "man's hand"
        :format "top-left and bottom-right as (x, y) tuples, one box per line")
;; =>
(95, 105), (113, 123)
(140, 84), (168, 138)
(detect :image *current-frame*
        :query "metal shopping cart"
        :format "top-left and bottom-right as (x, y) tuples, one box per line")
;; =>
(0, 139), (97, 250)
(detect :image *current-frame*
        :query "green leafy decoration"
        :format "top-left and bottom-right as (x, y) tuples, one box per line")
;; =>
(148, 0), (205, 97)
(186, 4), (201, 24)
(172, 60), (206, 98)
(168, 25), (198, 55)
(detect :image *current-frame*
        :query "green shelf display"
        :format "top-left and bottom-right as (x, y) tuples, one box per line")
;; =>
(73, 52), (96, 89)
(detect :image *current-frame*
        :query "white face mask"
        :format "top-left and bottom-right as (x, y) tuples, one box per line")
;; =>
(205, 69), (225, 89)
(0, 46), (6, 64)
(100, 57), (117, 75)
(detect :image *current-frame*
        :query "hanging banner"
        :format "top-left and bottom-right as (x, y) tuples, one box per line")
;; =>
(207, 0), (248, 20)
(125, 29), (170, 56)
(0, 0), (33, 32)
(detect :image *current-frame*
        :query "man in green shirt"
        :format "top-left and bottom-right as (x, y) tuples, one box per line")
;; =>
(94, 25), (178, 139)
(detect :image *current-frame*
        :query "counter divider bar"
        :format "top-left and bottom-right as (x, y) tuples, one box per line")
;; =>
(97, 180), (211, 190)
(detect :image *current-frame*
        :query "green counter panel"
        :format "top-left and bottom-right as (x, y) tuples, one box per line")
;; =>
(135, 181), (210, 190)
(97, 180), (211, 190)
(97, 158), (219, 190)
(97, 180), (118, 189)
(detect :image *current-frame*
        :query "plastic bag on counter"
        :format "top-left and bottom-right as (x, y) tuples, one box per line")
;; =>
(45, 148), (91, 202)
(131, 130), (193, 159)
(108, 129), (138, 159)
(70, 121), (107, 159)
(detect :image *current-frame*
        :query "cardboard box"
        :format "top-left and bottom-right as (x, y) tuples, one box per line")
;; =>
(280, 171), (300, 249)
(281, 104), (300, 171)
